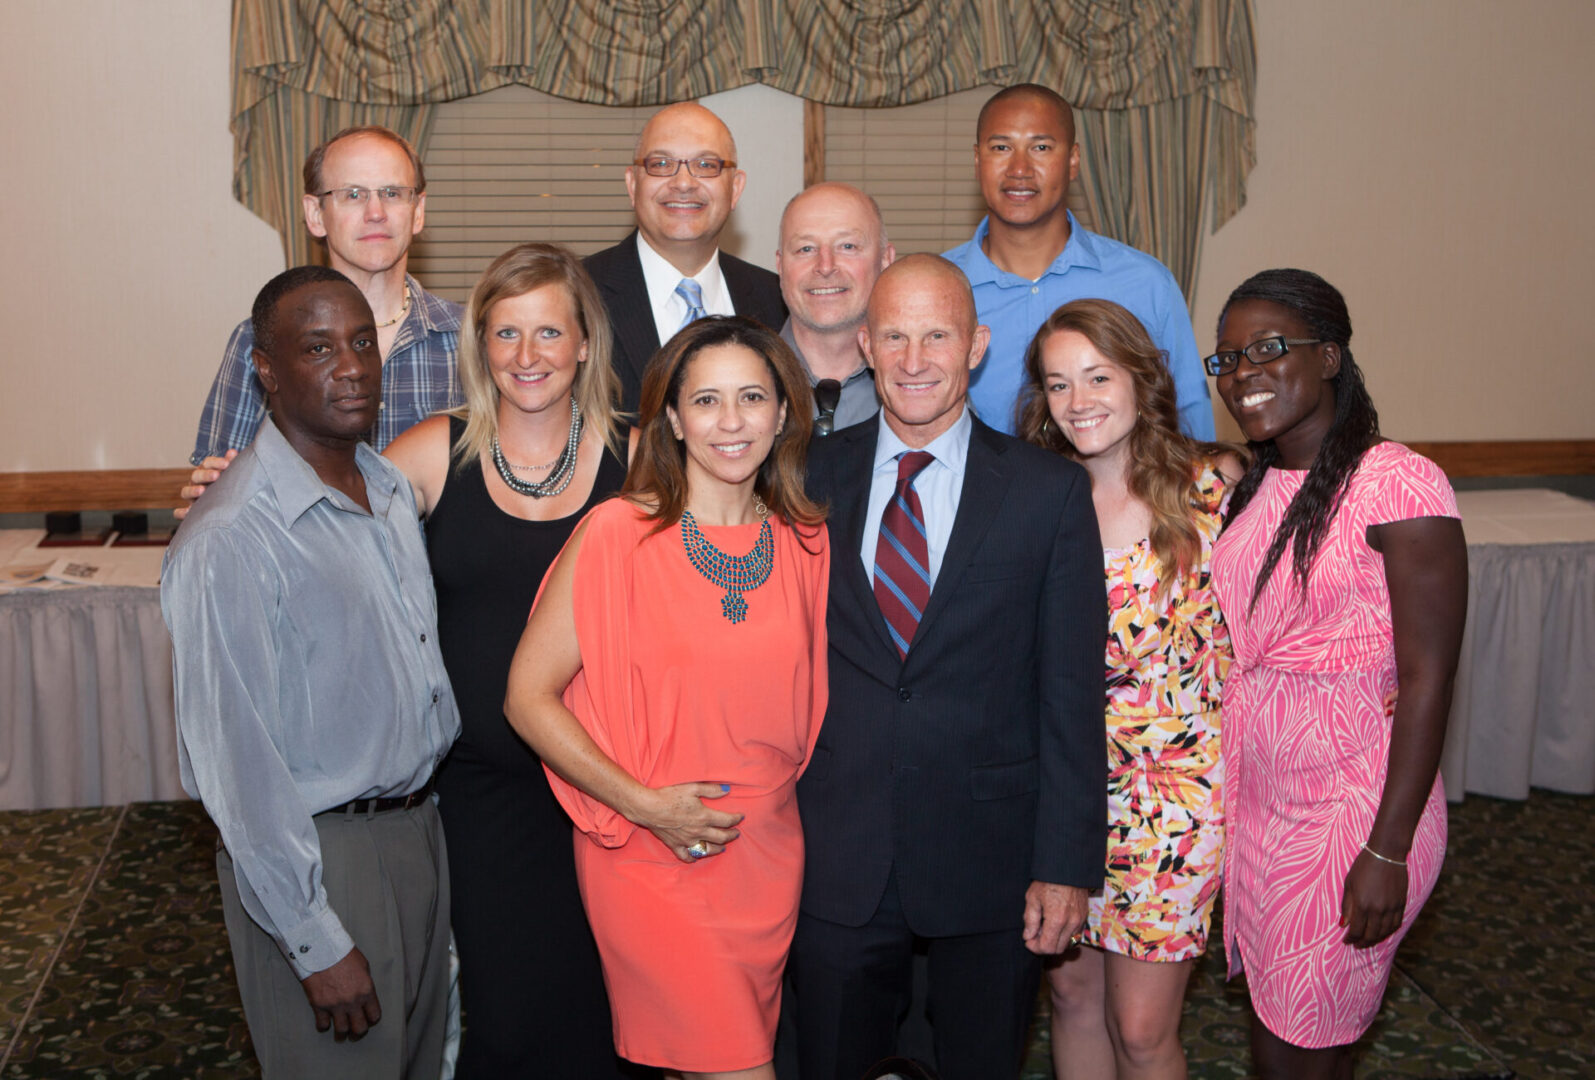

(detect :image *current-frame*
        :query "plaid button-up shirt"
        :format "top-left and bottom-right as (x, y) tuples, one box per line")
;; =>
(190, 275), (464, 464)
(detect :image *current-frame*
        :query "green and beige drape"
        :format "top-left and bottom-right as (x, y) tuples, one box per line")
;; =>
(233, 0), (1256, 298)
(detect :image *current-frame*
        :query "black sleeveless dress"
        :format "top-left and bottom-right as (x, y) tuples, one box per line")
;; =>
(428, 417), (638, 1079)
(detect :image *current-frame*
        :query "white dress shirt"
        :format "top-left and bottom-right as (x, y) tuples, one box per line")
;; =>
(860, 406), (973, 587)
(635, 232), (735, 344)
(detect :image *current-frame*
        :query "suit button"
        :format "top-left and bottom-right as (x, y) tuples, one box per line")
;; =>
(897, 688), (912, 702)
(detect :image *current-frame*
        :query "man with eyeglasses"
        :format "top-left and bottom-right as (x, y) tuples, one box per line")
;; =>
(188, 126), (462, 472)
(584, 102), (786, 412)
(944, 84), (1214, 440)
(775, 182), (896, 436)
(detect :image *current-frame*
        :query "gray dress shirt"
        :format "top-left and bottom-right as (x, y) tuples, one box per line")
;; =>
(162, 420), (460, 977)
(781, 319), (880, 433)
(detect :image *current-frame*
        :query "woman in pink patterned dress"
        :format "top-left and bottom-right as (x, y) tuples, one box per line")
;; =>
(1017, 299), (1242, 1080)
(1207, 269), (1468, 1077)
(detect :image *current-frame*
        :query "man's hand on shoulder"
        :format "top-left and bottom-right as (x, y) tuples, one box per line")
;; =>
(301, 945), (381, 1039)
(1022, 881), (1089, 955)
(174, 449), (238, 520)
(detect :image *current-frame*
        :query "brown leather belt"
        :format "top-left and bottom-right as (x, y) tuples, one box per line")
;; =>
(319, 776), (435, 817)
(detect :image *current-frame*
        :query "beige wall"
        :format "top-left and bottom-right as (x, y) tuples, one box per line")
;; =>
(1, 0), (1590, 471)
(1191, 0), (1595, 442)
(0, 1), (284, 471)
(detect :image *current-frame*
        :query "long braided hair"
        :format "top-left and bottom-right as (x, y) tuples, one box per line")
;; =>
(1220, 269), (1380, 607)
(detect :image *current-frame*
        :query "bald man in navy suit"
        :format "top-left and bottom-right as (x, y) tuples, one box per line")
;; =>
(790, 255), (1106, 1080)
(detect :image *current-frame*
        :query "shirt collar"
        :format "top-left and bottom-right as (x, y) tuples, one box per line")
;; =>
(781, 318), (871, 387)
(253, 419), (400, 528)
(873, 403), (973, 474)
(636, 231), (726, 311)
(962, 210), (1101, 286)
(388, 273), (460, 356)
(407, 273), (461, 332)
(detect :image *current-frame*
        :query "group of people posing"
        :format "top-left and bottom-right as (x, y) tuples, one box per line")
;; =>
(164, 82), (1468, 1080)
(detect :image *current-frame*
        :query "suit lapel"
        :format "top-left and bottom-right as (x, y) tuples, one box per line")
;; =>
(722, 255), (752, 313)
(914, 418), (1011, 636)
(830, 417), (903, 663)
(604, 232), (661, 377)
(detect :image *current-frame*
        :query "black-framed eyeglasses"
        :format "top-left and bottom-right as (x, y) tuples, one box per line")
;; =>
(813, 379), (842, 436)
(316, 185), (419, 206)
(634, 156), (736, 179)
(1202, 336), (1324, 377)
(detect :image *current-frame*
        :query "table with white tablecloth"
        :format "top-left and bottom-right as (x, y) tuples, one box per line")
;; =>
(0, 530), (183, 810)
(1441, 488), (1595, 801)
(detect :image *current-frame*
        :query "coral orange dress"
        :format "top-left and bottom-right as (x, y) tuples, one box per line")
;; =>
(541, 497), (829, 1072)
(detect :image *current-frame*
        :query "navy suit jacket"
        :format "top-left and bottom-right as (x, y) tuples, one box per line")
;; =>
(583, 231), (787, 413)
(798, 412), (1108, 936)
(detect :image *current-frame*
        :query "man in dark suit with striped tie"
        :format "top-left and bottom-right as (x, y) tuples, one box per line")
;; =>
(791, 254), (1107, 1080)
(583, 102), (786, 412)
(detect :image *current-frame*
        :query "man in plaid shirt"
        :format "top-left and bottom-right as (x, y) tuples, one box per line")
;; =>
(189, 126), (462, 471)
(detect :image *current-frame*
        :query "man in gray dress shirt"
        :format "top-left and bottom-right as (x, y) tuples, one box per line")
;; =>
(776, 182), (895, 435)
(162, 265), (460, 1079)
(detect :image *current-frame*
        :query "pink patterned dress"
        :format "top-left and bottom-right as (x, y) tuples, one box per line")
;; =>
(1210, 441), (1459, 1047)
(1079, 462), (1230, 962)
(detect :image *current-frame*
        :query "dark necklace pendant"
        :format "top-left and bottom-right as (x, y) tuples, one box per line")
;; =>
(721, 591), (749, 623)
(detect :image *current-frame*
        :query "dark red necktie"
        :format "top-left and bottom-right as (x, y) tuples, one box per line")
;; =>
(873, 451), (934, 658)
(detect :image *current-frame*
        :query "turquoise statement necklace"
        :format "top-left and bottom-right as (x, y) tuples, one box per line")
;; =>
(681, 499), (774, 624)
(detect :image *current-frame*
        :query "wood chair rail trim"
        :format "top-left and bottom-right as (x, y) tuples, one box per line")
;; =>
(0, 441), (1591, 512)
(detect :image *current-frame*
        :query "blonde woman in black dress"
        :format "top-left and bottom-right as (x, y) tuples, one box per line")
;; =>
(385, 243), (639, 1078)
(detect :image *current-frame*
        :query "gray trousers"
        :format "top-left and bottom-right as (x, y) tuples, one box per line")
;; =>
(217, 798), (451, 1080)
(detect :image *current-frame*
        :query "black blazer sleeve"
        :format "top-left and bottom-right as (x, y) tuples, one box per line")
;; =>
(1032, 464), (1109, 887)
(583, 234), (656, 416)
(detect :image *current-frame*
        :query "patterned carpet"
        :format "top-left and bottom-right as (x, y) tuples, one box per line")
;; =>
(1, 792), (1590, 1079)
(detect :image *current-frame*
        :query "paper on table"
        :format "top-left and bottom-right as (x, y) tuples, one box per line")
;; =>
(43, 547), (166, 587)
(0, 529), (165, 590)
(0, 561), (54, 589)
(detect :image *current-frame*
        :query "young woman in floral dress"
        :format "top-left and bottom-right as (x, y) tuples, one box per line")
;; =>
(1017, 298), (1241, 1079)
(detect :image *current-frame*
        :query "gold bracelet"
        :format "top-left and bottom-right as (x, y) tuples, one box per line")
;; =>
(1360, 842), (1407, 868)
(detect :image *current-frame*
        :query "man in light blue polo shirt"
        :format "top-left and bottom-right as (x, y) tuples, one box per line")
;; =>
(945, 84), (1214, 439)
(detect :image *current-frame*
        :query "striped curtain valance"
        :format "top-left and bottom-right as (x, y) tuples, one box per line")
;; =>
(232, 0), (1256, 290)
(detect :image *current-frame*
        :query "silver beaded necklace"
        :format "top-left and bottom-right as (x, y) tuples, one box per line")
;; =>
(491, 397), (583, 498)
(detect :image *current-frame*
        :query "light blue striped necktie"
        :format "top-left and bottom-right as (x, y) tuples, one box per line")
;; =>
(675, 278), (707, 331)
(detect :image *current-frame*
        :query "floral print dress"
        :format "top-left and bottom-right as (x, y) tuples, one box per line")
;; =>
(1079, 461), (1231, 962)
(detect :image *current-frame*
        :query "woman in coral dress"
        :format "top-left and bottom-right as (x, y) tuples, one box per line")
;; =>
(1016, 299), (1240, 1079)
(506, 316), (828, 1080)
(1207, 269), (1467, 1077)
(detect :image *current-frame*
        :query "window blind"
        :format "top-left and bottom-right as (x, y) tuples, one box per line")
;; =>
(408, 85), (655, 303)
(822, 88), (1095, 256)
